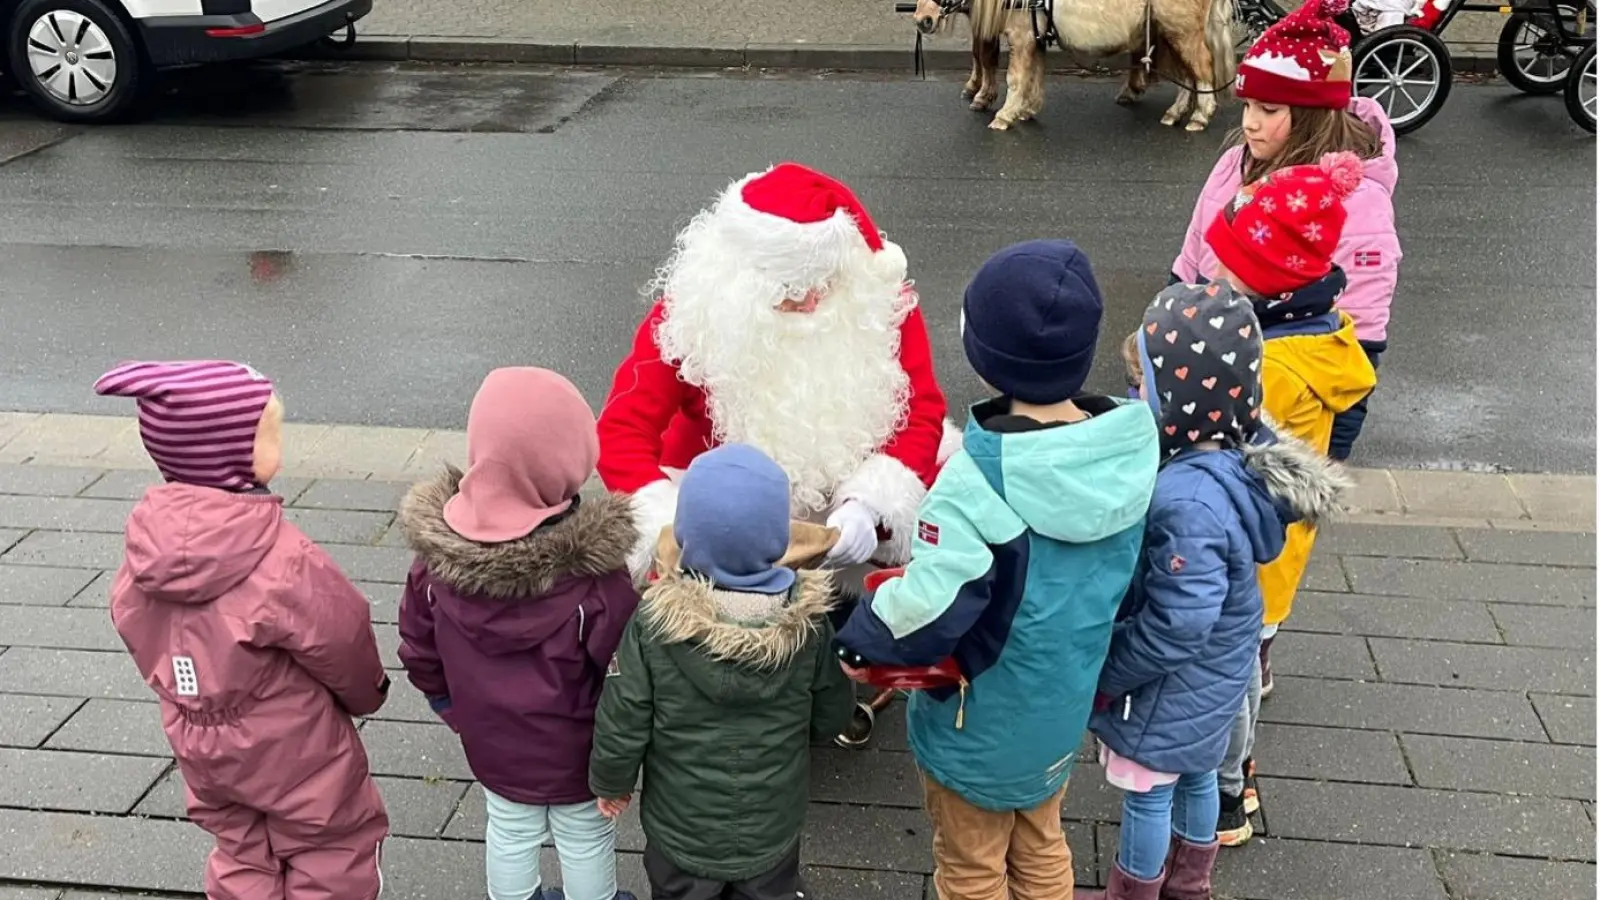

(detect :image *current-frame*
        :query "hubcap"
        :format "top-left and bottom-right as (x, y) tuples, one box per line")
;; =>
(1355, 38), (1441, 126)
(26, 10), (118, 107)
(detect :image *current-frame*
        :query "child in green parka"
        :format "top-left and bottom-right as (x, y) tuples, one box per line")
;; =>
(589, 443), (854, 900)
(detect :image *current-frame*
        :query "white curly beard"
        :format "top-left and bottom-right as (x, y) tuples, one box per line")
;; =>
(651, 208), (914, 518)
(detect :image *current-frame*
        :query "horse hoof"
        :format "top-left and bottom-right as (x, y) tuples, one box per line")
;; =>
(970, 97), (994, 111)
(961, 88), (977, 99)
(988, 118), (1012, 131)
(1185, 119), (1208, 132)
(1160, 114), (1180, 127)
(1116, 93), (1139, 106)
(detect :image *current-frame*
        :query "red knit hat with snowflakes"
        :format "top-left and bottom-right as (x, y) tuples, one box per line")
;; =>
(709, 162), (907, 289)
(1205, 151), (1363, 296)
(1237, 0), (1355, 109)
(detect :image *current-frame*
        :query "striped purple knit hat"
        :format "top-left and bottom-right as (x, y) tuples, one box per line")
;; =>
(94, 360), (276, 491)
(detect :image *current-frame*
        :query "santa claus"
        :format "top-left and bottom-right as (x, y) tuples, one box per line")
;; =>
(597, 162), (960, 581)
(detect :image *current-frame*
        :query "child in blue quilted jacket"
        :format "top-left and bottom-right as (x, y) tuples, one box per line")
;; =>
(1087, 282), (1347, 900)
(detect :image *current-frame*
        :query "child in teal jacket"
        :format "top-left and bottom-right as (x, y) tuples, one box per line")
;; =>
(836, 239), (1159, 899)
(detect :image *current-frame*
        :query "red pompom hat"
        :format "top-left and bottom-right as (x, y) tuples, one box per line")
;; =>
(1237, 0), (1356, 109)
(1205, 151), (1364, 296)
(707, 162), (908, 289)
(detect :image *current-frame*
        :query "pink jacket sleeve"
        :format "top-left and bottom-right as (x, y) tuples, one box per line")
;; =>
(1173, 149), (1244, 283)
(397, 557), (449, 701)
(1328, 181), (1401, 343)
(275, 540), (391, 717)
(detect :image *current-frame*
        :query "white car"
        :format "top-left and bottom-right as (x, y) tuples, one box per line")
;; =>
(3, 0), (369, 121)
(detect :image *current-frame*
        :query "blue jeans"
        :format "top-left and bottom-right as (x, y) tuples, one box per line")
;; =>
(1117, 772), (1220, 880)
(484, 788), (617, 900)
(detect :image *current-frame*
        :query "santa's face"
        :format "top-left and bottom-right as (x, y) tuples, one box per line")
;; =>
(776, 286), (824, 314)
(651, 211), (913, 516)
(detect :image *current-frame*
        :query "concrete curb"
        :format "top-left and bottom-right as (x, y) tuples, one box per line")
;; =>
(286, 36), (1503, 76)
(1, 412), (1591, 529)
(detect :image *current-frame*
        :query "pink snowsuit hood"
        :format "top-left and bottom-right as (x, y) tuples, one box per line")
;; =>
(122, 485), (281, 604)
(111, 483), (391, 898)
(1173, 97), (1401, 343)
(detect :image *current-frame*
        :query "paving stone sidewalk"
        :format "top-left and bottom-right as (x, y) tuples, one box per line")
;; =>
(0, 459), (1594, 899)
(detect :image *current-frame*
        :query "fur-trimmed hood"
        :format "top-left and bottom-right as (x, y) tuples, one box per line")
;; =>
(1162, 420), (1350, 566)
(398, 466), (637, 600)
(640, 570), (837, 702)
(1241, 422), (1351, 529)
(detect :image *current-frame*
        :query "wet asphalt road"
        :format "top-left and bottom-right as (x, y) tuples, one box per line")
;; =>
(0, 62), (1593, 473)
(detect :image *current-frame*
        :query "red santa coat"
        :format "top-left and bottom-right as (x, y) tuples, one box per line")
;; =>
(598, 297), (951, 569)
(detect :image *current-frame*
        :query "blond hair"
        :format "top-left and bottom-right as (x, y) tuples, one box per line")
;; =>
(1230, 106), (1383, 184)
(1121, 330), (1143, 390)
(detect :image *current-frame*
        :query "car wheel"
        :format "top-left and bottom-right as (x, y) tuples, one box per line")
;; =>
(6, 0), (145, 123)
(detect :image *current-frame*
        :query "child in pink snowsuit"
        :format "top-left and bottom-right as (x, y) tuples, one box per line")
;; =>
(97, 360), (392, 900)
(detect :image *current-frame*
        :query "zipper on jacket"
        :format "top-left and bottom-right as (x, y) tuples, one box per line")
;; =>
(1122, 694), (1132, 722)
(955, 676), (969, 730)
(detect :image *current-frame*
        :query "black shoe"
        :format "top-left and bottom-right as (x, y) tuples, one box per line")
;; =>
(1216, 790), (1254, 847)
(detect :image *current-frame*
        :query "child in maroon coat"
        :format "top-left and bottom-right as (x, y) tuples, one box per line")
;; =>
(397, 367), (641, 900)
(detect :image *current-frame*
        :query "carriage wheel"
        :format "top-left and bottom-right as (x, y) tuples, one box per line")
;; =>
(1353, 26), (1453, 135)
(1563, 42), (1597, 131)
(1497, 3), (1587, 94)
(1233, 0), (1286, 55)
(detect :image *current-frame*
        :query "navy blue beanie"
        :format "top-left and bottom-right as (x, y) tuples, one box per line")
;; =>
(673, 443), (795, 595)
(961, 239), (1105, 405)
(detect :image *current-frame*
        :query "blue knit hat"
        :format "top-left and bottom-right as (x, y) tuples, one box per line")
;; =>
(673, 443), (795, 595)
(961, 239), (1104, 405)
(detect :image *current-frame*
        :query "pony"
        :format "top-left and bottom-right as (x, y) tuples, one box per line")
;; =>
(913, 0), (1238, 131)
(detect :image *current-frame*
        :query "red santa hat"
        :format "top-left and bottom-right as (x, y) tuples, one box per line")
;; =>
(708, 162), (908, 288)
(1237, 0), (1355, 109)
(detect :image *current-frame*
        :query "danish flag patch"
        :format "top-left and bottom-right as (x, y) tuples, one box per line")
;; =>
(1169, 555), (1187, 574)
(1353, 250), (1383, 268)
(917, 520), (941, 546)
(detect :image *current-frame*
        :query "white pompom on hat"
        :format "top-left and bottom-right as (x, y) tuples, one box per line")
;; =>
(705, 162), (908, 289)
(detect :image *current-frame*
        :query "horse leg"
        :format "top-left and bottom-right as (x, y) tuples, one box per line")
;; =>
(1163, 28), (1216, 130)
(990, 28), (1032, 129)
(964, 19), (983, 99)
(971, 36), (1002, 109)
(1018, 25), (1048, 119)
(1117, 52), (1151, 105)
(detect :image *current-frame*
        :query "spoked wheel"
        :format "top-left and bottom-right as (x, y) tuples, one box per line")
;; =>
(1563, 42), (1597, 131)
(1353, 26), (1453, 135)
(1497, 3), (1587, 94)
(1233, 0), (1286, 55)
(5, 0), (144, 122)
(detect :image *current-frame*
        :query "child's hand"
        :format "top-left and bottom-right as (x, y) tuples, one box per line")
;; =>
(596, 795), (631, 819)
(839, 659), (871, 683)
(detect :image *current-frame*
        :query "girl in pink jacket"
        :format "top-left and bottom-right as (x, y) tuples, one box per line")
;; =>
(96, 360), (391, 900)
(1172, 0), (1401, 463)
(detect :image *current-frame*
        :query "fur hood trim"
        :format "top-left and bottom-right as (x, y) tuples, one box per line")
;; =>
(398, 466), (637, 599)
(641, 570), (837, 670)
(1242, 418), (1351, 527)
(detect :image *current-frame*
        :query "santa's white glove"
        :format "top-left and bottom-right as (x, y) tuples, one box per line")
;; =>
(825, 500), (880, 567)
